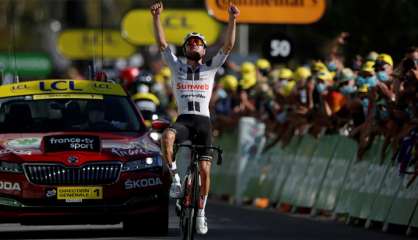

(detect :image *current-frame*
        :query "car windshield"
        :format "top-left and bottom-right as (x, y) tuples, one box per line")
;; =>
(0, 95), (144, 133)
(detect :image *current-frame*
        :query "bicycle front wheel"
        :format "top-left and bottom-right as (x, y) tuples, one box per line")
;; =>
(182, 207), (195, 240)
(183, 168), (201, 240)
(180, 174), (194, 240)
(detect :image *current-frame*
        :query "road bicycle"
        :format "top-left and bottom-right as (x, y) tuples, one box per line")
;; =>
(173, 144), (222, 240)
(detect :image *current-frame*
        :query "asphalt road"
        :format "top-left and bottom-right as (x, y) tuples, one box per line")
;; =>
(0, 200), (410, 240)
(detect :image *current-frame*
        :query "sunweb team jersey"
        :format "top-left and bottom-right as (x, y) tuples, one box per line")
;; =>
(162, 47), (229, 117)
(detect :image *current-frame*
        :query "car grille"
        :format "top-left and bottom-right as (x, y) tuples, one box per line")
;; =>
(23, 163), (122, 185)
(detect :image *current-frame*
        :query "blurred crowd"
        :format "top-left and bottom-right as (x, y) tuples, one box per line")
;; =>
(67, 34), (418, 168)
(207, 47), (418, 165)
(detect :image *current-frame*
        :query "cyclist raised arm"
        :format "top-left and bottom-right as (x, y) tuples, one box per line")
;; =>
(150, 1), (168, 51)
(151, 1), (239, 235)
(222, 3), (239, 54)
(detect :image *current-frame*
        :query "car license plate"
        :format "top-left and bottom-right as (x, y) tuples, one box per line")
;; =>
(57, 186), (103, 200)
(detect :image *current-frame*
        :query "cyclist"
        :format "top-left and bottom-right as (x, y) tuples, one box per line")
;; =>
(150, 0), (239, 235)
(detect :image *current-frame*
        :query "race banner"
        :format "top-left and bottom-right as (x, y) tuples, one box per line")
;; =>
(205, 0), (326, 24)
(122, 9), (221, 46)
(57, 29), (136, 60)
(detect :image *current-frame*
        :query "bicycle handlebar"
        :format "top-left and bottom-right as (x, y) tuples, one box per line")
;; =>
(175, 144), (223, 165)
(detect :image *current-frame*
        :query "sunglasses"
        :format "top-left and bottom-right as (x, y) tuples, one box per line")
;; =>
(186, 38), (204, 47)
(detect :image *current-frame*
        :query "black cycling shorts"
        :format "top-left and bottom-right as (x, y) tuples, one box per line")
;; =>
(169, 114), (212, 159)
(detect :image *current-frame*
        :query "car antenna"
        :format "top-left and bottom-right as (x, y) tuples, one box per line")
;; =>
(93, 0), (108, 82)
(89, 0), (102, 82)
(90, 28), (96, 80)
(88, 65), (94, 80)
(89, 3), (98, 81)
(100, 0), (104, 72)
(0, 63), (5, 84)
(8, 0), (19, 83)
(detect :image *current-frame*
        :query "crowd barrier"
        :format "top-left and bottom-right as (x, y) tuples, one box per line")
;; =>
(207, 117), (418, 235)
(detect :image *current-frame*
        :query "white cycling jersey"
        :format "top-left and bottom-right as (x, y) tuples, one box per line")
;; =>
(162, 47), (229, 117)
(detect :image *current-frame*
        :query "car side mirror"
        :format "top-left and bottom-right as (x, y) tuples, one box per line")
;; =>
(151, 119), (170, 132)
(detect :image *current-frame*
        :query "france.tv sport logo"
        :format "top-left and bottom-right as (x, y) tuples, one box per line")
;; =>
(45, 136), (100, 152)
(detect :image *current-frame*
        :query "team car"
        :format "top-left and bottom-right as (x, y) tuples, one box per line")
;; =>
(0, 79), (170, 234)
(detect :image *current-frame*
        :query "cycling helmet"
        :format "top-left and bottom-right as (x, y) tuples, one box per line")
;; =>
(133, 71), (154, 94)
(136, 71), (153, 85)
(183, 32), (208, 49)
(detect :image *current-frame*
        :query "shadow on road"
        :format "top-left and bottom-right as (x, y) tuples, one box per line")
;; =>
(0, 227), (179, 239)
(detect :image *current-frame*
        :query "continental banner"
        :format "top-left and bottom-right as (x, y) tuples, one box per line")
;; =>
(122, 9), (222, 46)
(205, 0), (326, 24)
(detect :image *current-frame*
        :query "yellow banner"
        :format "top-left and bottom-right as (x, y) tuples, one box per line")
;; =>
(58, 29), (136, 60)
(0, 80), (127, 98)
(57, 186), (103, 200)
(122, 9), (222, 46)
(205, 0), (326, 24)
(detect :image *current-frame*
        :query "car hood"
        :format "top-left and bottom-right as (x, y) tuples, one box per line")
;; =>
(0, 132), (161, 165)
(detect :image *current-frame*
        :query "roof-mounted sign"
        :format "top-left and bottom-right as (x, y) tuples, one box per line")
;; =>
(205, 0), (326, 24)
(0, 80), (126, 98)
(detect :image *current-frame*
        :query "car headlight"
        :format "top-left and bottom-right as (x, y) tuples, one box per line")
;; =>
(149, 131), (161, 142)
(0, 161), (23, 173)
(121, 156), (163, 172)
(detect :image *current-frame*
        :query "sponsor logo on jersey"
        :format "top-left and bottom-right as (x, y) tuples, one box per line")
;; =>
(180, 93), (205, 99)
(176, 83), (209, 91)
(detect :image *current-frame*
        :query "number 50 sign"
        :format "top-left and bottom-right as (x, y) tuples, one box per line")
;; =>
(262, 33), (293, 63)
